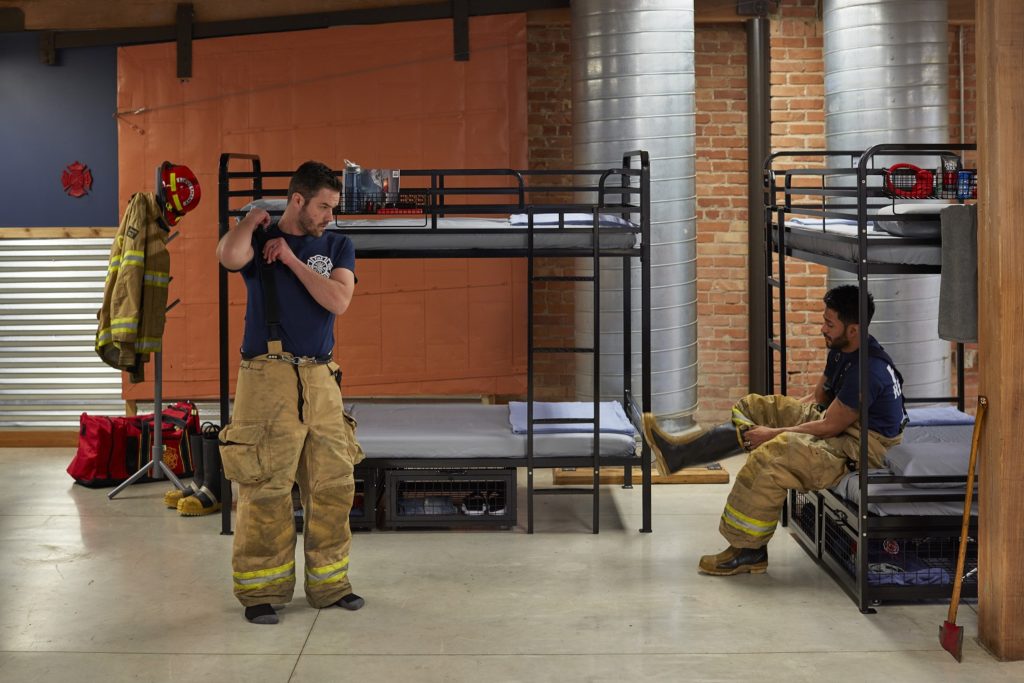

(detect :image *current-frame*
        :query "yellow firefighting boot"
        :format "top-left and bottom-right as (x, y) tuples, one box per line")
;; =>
(178, 427), (222, 516)
(164, 432), (203, 507)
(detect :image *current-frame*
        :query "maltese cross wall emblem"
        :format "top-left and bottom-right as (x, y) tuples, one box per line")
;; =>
(61, 161), (94, 198)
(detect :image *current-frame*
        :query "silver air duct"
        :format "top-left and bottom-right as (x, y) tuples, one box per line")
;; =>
(824, 0), (950, 399)
(572, 0), (698, 431)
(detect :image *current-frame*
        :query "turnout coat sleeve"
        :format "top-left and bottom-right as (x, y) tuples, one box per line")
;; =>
(95, 192), (170, 382)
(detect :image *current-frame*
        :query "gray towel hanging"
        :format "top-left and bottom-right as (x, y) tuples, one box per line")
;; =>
(938, 204), (978, 343)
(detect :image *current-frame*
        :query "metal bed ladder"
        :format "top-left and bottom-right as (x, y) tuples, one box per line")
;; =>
(524, 212), (604, 534)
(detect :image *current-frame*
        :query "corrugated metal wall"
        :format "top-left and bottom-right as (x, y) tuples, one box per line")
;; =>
(0, 237), (125, 428)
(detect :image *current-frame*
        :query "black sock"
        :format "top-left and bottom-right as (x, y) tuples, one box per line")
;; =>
(334, 593), (364, 611)
(244, 603), (279, 624)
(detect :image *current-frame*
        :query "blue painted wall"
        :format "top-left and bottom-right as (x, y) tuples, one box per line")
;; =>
(0, 33), (117, 227)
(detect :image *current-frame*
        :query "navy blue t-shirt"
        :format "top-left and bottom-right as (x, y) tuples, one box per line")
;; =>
(239, 225), (355, 358)
(823, 335), (905, 438)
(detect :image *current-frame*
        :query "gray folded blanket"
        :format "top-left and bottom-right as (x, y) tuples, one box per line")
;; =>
(938, 204), (978, 342)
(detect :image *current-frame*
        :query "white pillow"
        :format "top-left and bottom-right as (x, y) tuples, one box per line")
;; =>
(239, 198), (287, 213)
(873, 203), (945, 238)
(885, 442), (971, 488)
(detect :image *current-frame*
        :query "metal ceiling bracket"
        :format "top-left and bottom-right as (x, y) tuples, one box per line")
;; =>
(176, 3), (194, 79)
(736, 0), (779, 16)
(453, 0), (469, 61)
(38, 31), (56, 65)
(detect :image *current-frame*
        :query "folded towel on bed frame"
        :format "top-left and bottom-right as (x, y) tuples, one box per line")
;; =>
(508, 401), (636, 435)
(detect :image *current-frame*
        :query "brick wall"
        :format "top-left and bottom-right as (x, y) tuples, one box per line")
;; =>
(764, 0), (829, 407)
(693, 0), (828, 423)
(694, 23), (752, 420)
(526, 10), (576, 400)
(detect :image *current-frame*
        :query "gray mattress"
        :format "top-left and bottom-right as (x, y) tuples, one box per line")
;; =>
(900, 424), (974, 443)
(346, 402), (638, 460)
(337, 217), (638, 252)
(239, 200), (639, 252)
(829, 424), (975, 516)
(777, 222), (940, 266)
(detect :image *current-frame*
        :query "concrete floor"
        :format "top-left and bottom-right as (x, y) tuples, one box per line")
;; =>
(1, 447), (1020, 683)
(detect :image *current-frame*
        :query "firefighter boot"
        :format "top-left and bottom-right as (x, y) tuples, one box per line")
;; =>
(178, 429), (222, 516)
(698, 545), (769, 576)
(164, 432), (202, 508)
(643, 417), (743, 476)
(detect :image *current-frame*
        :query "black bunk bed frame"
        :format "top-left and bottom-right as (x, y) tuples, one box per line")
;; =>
(764, 142), (978, 612)
(215, 151), (653, 535)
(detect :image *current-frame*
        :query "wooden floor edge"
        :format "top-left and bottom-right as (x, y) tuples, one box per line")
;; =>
(552, 465), (730, 485)
(0, 431), (79, 448)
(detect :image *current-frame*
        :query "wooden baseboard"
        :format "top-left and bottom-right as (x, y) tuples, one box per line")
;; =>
(0, 430), (79, 447)
(552, 464), (729, 485)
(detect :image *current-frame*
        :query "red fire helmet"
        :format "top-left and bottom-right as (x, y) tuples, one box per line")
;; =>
(157, 161), (201, 227)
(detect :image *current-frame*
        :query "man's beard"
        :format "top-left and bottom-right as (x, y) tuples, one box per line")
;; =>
(824, 333), (850, 351)
(299, 208), (327, 236)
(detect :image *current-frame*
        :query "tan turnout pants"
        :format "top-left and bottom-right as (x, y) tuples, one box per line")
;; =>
(220, 351), (365, 608)
(720, 394), (901, 549)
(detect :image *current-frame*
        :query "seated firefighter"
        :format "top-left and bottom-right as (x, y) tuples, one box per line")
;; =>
(643, 285), (906, 576)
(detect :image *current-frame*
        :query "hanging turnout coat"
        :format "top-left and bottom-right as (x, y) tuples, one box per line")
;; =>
(95, 192), (170, 383)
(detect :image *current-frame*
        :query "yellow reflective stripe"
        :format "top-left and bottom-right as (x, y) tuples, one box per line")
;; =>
(233, 560), (295, 581)
(233, 575), (293, 592)
(722, 504), (776, 538)
(136, 337), (162, 351)
(143, 271), (170, 287)
(307, 557), (349, 576)
(731, 407), (754, 427)
(122, 250), (145, 268)
(305, 557), (349, 587)
(233, 561), (295, 591)
(110, 317), (138, 333)
(96, 328), (112, 342)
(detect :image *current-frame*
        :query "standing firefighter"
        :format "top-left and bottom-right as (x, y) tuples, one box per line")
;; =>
(217, 161), (364, 624)
(644, 285), (906, 576)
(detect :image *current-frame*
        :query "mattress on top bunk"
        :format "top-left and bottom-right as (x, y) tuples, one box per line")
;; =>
(776, 220), (940, 266)
(346, 402), (638, 460)
(239, 200), (639, 251)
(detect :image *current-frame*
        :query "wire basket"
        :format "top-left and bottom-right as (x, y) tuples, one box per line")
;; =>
(883, 165), (977, 201)
(340, 190), (425, 215)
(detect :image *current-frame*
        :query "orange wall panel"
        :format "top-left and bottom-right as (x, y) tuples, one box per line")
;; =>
(117, 16), (527, 401)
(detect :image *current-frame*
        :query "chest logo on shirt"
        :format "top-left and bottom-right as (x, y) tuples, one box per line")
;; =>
(887, 365), (902, 399)
(306, 255), (333, 278)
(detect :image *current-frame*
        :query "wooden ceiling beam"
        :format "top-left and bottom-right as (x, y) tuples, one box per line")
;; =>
(0, 0), (980, 33)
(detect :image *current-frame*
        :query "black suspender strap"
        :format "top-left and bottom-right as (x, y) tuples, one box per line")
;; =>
(253, 229), (283, 347)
